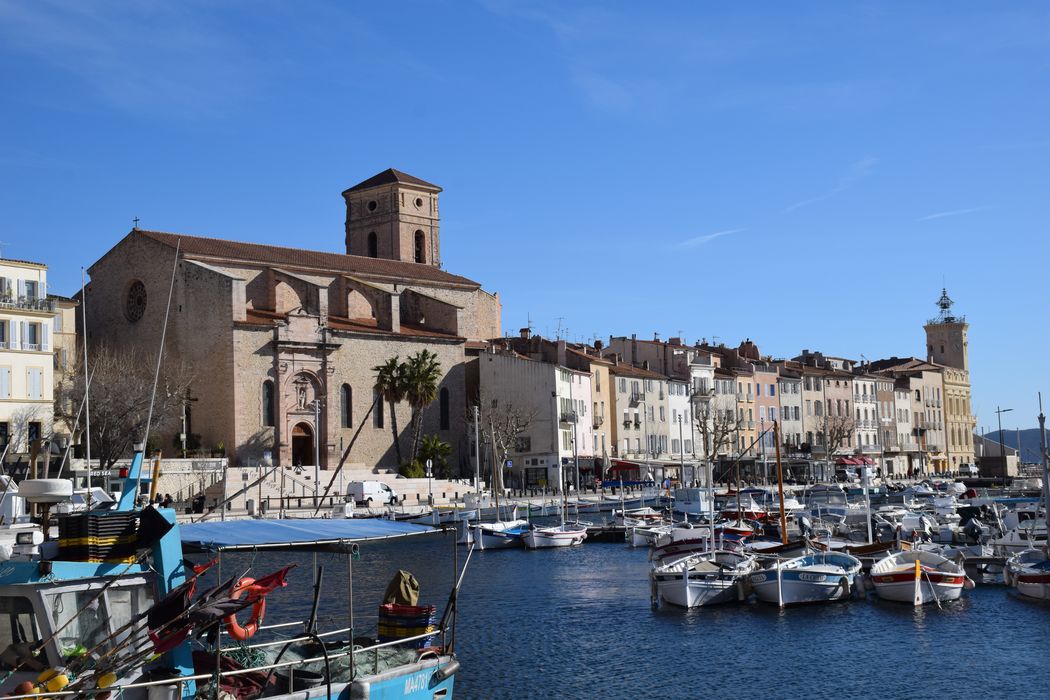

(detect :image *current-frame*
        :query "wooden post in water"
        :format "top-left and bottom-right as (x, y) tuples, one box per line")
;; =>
(773, 421), (788, 546)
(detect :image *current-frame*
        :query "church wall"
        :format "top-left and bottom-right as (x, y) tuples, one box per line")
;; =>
(230, 321), (467, 473)
(84, 235), (237, 457)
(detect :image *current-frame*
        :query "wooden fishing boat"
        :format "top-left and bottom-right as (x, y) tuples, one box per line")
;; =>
(1004, 548), (1050, 600)
(750, 552), (862, 606)
(521, 522), (588, 549)
(870, 550), (970, 605)
(650, 550), (757, 608)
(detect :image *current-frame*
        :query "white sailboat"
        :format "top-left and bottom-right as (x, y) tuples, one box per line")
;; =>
(650, 549), (757, 608)
(750, 552), (862, 606)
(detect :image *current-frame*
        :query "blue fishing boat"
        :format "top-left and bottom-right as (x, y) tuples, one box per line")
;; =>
(0, 448), (465, 699)
(750, 552), (863, 606)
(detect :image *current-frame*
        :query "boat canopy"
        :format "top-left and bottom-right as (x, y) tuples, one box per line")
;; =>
(180, 518), (440, 551)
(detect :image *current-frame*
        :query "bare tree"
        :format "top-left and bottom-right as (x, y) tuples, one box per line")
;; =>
(8, 405), (45, 454)
(470, 398), (537, 491)
(815, 414), (856, 459)
(693, 402), (745, 464)
(54, 343), (193, 468)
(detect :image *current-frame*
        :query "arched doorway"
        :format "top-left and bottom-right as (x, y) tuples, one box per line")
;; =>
(291, 422), (314, 466)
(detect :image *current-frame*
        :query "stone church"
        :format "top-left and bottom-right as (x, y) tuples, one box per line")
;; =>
(84, 168), (501, 471)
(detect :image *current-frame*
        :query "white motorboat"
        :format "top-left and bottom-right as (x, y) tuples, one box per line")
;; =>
(989, 519), (1048, 554)
(750, 552), (861, 606)
(651, 522), (714, 564)
(672, 487), (714, 516)
(459, 518), (529, 549)
(870, 550), (970, 605)
(650, 550), (757, 608)
(522, 521), (588, 549)
(1004, 548), (1050, 600)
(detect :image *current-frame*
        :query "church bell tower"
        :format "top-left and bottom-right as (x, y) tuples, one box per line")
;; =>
(924, 288), (969, 370)
(341, 168), (442, 267)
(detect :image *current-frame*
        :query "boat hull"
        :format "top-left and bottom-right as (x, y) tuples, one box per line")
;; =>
(522, 526), (587, 549)
(870, 572), (964, 604)
(751, 568), (855, 605)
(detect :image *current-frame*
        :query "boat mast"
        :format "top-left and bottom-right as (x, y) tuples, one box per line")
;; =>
(473, 405), (480, 495)
(490, 417), (500, 523)
(1038, 393), (1049, 544)
(773, 420), (788, 545)
(80, 268), (92, 508)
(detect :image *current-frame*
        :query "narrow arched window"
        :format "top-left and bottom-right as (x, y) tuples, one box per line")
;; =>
(373, 388), (384, 429)
(367, 232), (378, 258)
(341, 384), (352, 428)
(262, 380), (275, 427)
(414, 230), (426, 264)
(439, 387), (450, 430)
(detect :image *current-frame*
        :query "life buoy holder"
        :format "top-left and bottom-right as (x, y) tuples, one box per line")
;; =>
(224, 577), (267, 641)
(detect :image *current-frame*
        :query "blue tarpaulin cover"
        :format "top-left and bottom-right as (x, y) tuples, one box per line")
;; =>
(179, 518), (437, 551)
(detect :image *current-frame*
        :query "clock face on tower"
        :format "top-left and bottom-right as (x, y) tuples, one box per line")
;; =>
(125, 280), (147, 322)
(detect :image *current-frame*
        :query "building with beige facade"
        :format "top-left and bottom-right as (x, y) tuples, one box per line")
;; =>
(923, 289), (977, 470)
(82, 169), (501, 473)
(0, 259), (56, 453)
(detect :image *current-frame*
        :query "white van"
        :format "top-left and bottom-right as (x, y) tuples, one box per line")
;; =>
(346, 480), (398, 506)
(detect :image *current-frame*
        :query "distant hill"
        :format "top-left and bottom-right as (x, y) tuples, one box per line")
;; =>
(983, 428), (1049, 463)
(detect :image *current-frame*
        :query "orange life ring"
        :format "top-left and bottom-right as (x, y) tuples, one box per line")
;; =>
(223, 577), (266, 641)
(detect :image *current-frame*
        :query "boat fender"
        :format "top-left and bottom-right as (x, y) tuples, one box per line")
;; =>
(963, 576), (976, 591)
(432, 659), (461, 682)
(36, 667), (69, 693)
(224, 578), (267, 641)
(838, 576), (851, 599)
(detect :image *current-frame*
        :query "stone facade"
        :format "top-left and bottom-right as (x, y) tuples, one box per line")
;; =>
(83, 170), (499, 473)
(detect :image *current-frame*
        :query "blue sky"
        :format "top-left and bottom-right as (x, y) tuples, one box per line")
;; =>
(1, 1), (1047, 430)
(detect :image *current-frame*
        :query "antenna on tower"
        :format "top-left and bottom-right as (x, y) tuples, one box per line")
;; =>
(555, 317), (565, 340)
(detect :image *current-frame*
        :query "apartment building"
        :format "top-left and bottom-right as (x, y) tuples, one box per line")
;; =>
(478, 347), (593, 489)
(852, 374), (881, 457)
(0, 259), (56, 452)
(776, 367), (803, 451)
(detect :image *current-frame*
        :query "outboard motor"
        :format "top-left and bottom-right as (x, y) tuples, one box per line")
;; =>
(798, 515), (813, 539)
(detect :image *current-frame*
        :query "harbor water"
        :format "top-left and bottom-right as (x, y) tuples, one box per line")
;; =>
(210, 531), (1050, 700)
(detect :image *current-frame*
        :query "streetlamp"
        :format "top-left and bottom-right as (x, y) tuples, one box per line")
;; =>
(996, 406), (1013, 480)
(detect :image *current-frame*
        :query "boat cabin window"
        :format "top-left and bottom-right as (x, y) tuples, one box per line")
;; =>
(107, 585), (154, 646)
(0, 597), (38, 669)
(48, 590), (110, 658)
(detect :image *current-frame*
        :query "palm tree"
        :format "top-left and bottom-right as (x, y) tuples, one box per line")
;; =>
(373, 356), (406, 465)
(403, 349), (442, 461)
(418, 434), (453, 479)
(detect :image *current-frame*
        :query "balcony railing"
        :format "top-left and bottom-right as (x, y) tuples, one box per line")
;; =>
(0, 296), (55, 313)
(560, 411), (577, 424)
(629, 390), (645, 405)
(22, 343), (40, 351)
(633, 418), (642, 428)
(593, 415), (604, 429)
(622, 418), (632, 428)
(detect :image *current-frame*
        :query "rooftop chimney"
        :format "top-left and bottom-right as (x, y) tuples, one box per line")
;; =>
(519, 327), (530, 340)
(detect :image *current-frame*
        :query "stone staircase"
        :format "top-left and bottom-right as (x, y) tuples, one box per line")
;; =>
(198, 464), (477, 513)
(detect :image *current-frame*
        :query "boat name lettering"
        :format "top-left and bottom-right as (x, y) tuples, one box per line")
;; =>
(798, 573), (826, 583)
(404, 670), (429, 694)
(753, 574), (768, 583)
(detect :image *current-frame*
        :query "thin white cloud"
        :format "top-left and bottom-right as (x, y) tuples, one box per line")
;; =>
(785, 156), (879, 212)
(917, 206), (992, 222)
(677, 228), (745, 249)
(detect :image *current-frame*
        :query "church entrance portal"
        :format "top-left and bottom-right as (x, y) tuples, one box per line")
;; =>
(291, 422), (314, 467)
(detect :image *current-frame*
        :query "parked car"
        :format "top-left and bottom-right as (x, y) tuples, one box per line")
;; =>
(346, 480), (398, 506)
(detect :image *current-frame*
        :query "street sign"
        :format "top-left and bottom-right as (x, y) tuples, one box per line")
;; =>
(425, 459), (433, 477)
(505, 459), (513, 469)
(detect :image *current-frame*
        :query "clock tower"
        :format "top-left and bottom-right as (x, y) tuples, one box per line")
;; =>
(924, 288), (968, 370)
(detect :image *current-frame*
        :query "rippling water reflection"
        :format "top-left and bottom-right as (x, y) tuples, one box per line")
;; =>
(203, 532), (1050, 699)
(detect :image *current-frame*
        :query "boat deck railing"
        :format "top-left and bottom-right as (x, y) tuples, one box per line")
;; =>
(4, 628), (447, 698)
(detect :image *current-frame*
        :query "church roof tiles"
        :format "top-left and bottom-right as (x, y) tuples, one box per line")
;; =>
(135, 230), (478, 288)
(341, 168), (442, 194)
